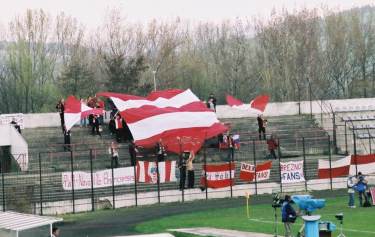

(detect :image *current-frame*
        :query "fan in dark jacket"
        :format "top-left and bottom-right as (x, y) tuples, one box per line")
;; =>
(56, 99), (65, 132)
(282, 195), (297, 237)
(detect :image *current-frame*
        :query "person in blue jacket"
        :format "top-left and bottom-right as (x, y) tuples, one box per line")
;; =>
(356, 172), (369, 207)
(282, 195), (297, 237)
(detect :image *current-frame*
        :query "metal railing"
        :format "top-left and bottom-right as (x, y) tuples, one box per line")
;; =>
(0, 134), (368, 216)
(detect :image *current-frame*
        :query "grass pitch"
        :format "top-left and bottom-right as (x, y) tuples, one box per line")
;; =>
(60, 195), (374, 237)
(135, 196), (374, 237)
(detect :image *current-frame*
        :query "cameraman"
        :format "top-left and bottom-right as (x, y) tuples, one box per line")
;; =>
(282, 195), (297, 237)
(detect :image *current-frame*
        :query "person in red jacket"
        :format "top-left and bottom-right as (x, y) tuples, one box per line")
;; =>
(267, 134), (278, 159)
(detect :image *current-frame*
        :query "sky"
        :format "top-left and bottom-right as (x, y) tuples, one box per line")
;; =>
(0, 0), (374, 30)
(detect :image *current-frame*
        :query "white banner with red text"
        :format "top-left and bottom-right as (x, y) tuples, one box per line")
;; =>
(280, 160), (305, 184)
(200, 162), (235, 188)
(62, 167), (135, 190)
(239, 161), (272, 182)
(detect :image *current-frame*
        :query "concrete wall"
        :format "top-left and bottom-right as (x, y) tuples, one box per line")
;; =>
(217, 97), (375, 118)
(0, 125), (29, 171)
(0, 125), (11, 146)
(34, 176), (375, 215)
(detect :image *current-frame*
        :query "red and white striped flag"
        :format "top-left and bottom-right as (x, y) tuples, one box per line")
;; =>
(136, 160), (176, 183)
(64, 95), (103, 131)
(239, 161), (272, 182)
(98, 89), (227, 152)
(200, 162), (235, 188)
(226, 94), (269, 113)
(350, 154), (375, 175)
(318, 156), (351, 179)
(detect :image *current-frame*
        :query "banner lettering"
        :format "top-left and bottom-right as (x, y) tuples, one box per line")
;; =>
(280, 160), (305, 184)
(62, 167), (134, 190)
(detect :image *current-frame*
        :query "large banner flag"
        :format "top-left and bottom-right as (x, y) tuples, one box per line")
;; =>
(161, 134), (205, 154)
(136, 160), (176, 183)
(200, 162), (235, 188)
(318, 156), (351, 179)
(280, 160), (305, 184)
(62, 167), (134, 190)
(98, 89), (227, 153)
(64, 95), (103, 131)
(350, 154), (375, 175)
(239, 161), (272, 182)
(226, 94), (269, 113)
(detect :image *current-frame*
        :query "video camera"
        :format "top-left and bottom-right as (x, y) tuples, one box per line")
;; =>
(271, 193), (283, 208)
(292, 195), (325, 214)
(335, 213), (343, 221)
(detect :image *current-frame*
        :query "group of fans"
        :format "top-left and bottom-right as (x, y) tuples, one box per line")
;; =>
(56, 97), (133, 151)
(52, 93), (292, 202)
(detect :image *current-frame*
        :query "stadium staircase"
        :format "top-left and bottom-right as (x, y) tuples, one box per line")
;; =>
(0, 114), (338, 214)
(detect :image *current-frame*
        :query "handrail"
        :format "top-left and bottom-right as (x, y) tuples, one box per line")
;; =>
(348, 120), (368, 154)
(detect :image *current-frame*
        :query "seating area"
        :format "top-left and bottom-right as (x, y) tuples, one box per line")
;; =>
(333, 104), (375, 113)
(342, 114), (375, 122)
(317, 108), (375, 155)
(0, 114), (334, 214)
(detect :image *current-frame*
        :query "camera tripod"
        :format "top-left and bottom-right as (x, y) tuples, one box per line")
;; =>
(337, 219), (345, 237)
(273, 206), (278, 237)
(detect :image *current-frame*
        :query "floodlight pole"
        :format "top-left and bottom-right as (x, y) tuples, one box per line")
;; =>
(152, 70), (157, 91)
(308, 78), (313, 119)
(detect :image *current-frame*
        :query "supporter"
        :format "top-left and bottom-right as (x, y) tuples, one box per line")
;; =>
(56, 99), (65, 132)
(87, 97), (95, 126)
(347, 175), (357, 208)
(266, 134), (278, 160)
(227, 134), (235, 160)
(282, 195), (297, 237)
(257, 114), (267, 140)
(208, 93), (217, 111)
(109, 116), (116, 135)
(128, 140), (138, 166)
(187, 150), (196, 189)
(108, 99), (116, 112)
(51, 226), (60, 237)
(356, 172), (369, 207)
(115, 114), (124, 142)
(108, 141), (119, 168)
(92, 114), (101, 137)
(10, 118), (21, 134)
(63, 127), (71, 152)
(218, 133), (224, 144)
(207, 98), (215, 111)
(178, 153), (187, 190)
(156, 139), (167, 162)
